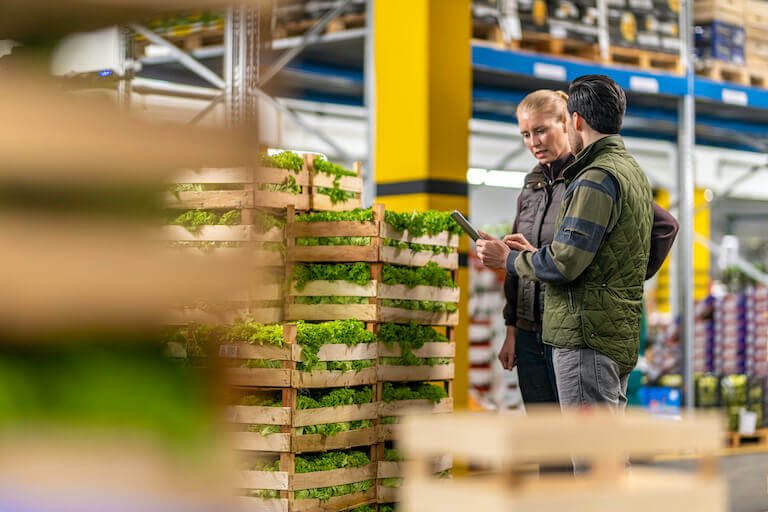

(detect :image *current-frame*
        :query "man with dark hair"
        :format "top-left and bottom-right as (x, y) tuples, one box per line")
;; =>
(477, 75), (654, 410)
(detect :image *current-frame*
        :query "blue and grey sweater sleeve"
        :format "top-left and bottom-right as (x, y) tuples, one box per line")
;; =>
(506, 169), (620, 284)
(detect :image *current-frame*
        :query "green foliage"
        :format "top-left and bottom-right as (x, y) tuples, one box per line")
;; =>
(293, 479), (372, 501)
(292, 262), (371, 290)
(379, 323), (448, 344)
(246, 489), (279, 498)
(296, 386), (374, 409)
(296, 208), (373, 223)
(380, 505), (397, 512)
(380, 416), (399, 425)
(294, 296), (368, 305)
(253, 210), (285, 231)
(382, 382), (448, 404)
(380, 478), (403, 488)
(384, 210), (462, 236)
(382, 238), (453, 255)
(242, 359), (282, 369)
(382, 262), (456, 289)
(247, 424), (282, 436)
(263, 177), (301, 195)
(295, 320), (377, 372)
(296, 359), (374, 372)
(313, 156), (356, 178)
(317, 186), (356, 204)
(296, 236), (370, 247)
(294, 449), (370, 473)
(251, 459), (280, 471)
(349, 507), (376, 512)
(238, 395), (281, 407)
(296, 419), (373, 436)
(262, 151), (304, 173)
(383, 448), (404, 462)
(171, 209), (219, 231)
(381, 299), (457, 313)
(380, 356), (451, 367)
(436, 469), (451, 478)
(226, 319), (284, 346)
(218, 210), (242, 225)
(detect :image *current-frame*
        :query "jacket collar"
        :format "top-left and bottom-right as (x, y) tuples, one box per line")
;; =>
(526, 153), (574, 186)
(563, 134), (625, 180)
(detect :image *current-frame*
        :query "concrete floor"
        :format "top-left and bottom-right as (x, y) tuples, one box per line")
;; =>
(650, 449), (768, 512)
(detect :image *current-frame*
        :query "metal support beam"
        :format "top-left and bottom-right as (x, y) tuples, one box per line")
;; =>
(188, 94), (225, 126)
(364, 0), (376, 207)
(129, 24), (226, 90)
(250, 86), (352, 161)
(677, 0), (696, 413)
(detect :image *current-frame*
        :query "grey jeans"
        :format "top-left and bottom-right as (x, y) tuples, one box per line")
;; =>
(552, 347), (630, 410)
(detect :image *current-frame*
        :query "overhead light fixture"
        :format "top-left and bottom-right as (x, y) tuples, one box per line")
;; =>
(466, 168), (526, 188)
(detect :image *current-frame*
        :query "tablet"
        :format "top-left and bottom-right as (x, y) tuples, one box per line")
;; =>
(450, 210), (482, 241)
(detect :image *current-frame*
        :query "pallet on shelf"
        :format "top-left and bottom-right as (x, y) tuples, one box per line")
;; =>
(135, 20), (225, 56)
(694, 59), (766, 86)
(273, 12), (367, 40)
(398, 410), (725, 512)
(607, 46), (683, 74)
(512, 31), (601, 60)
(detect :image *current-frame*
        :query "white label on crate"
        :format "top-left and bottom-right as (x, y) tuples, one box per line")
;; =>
(722, 88), (748, 106)
(533, 62), (567, 81)
(629, 76), (659, 93)
(219, 344), (239, 358)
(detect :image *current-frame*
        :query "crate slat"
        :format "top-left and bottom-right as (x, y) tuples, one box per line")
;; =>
(380, 246), (458, 269)
(377, 424), (397, 442)
(293, 427), (378, 454)
(377, 485), (399, 503)
(227, 405), (291, 425)
(230, 432), (291, 452)
(285, 304), (378, 322)
(219, 344), (291, 361)
(291, 221), (378, 238)
(252, 227), (284, 243)
(377, 364), (455, 382)
(378, 342), (456, 358)
(292, 464), (376, 491)
(378, 284), (459, 302)
(289, 280), (377, 298)
(256, 167), (310, 186)
(293, 403), (379, 427)
(379, 398), (454, 417)
(310, 193), (362, 212)
(227, 368), (292, 387)
(378, 307), (459, 326)
(312, 173), (363, 192)
(165, 190), (252, 209)
(288, 245), (379, 262)
(239, 470), (290, 490)
(254, 190), (310, 210)
(377, 461), (403, 479)
(292, 367), (378, 388)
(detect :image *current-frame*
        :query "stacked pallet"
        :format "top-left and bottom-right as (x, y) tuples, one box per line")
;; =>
(398, 410), (725, 512)
(284, 203), (459, 509)
(693, 0), (765, 84)
(746, 0), (768, 84)
(607, 0), (682, 72)
(745, 285), (768, 376)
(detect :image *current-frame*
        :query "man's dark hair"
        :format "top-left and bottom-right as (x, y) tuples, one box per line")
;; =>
(566, 75), (626, 134)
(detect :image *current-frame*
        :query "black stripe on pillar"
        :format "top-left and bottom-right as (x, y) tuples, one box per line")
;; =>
(376, 179), (468, 197)
(458, 252), (468, 268)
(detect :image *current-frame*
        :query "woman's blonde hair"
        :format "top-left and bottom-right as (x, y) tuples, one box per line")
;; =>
(517, 89), (568, 120)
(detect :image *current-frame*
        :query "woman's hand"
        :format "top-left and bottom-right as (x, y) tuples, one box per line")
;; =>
(498, 326), (517, 370)
(476, 231), (511, 270)
(503, 233), (537, 253)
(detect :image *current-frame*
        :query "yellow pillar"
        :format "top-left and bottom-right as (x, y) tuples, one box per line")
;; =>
(374, 0), (472, 409)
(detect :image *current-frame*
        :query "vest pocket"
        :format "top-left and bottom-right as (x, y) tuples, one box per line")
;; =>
(580, 286), (642, 361)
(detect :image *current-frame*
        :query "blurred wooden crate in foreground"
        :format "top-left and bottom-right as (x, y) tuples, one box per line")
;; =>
(398, 409), (726, 512)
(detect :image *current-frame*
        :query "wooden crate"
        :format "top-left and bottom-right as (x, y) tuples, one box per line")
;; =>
(397, 410), (726, 512)
(287, 204), (459, 269)
(308, 159), (363, 212)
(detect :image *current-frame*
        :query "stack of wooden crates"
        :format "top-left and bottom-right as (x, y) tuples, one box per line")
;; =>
(164, 154), (460, 511)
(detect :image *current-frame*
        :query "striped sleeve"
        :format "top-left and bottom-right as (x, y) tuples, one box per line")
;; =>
(507, 169), (619, 283)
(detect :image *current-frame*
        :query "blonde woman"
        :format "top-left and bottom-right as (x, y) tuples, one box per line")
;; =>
(483, 89), (678, 405)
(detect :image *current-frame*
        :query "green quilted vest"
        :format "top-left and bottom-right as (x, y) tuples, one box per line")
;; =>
(542, 135), (653, 372)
